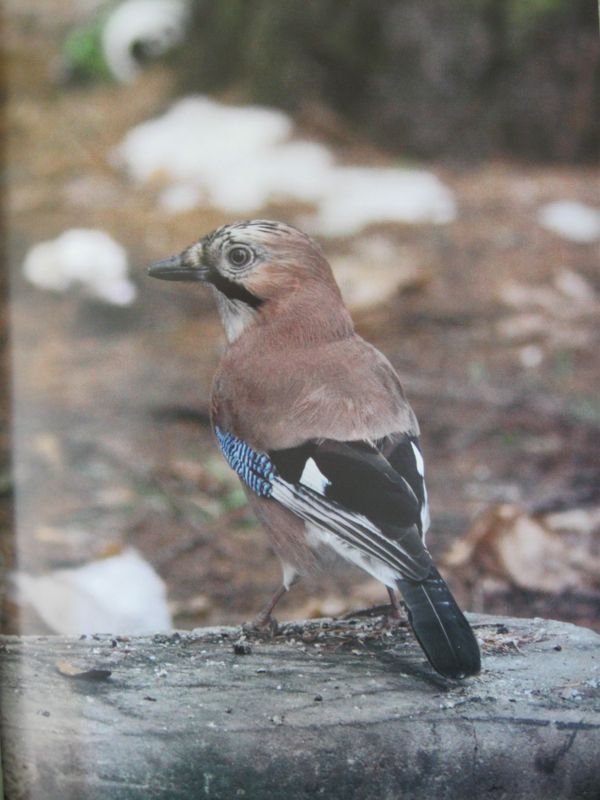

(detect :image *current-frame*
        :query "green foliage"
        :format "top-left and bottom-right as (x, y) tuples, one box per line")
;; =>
(465, 0), (569, 27)
(505, 0), (567, 29)
(63, 15), (113, 81)
(568, 396), (600, 426)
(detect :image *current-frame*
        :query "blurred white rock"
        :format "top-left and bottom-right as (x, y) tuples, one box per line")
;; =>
(497, 267), (596, 353)
(113, 96), (293, 184)
(313, 167), (457, 236)
(114, 97), (333, 213)
(537, 201), (600, 244)
(330, 235), (428, 310)
(519, 344), (544, 368)
(500, 268), (595, 317)
(206, 140), (334, 213)
(102, 0), (190, 83)
(13, 548), (172, 635)
(158, 182), (204, 214)
(22, 228), (137, 306)
(553, 268), (595, 305)
(496, 312), (546, 341)
(114, 95), (457, 234)
(499, 280), (559, 313)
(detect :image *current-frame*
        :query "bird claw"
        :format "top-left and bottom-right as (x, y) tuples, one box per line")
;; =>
(387, 604), (404, 623)
(243, 614), (279, 637)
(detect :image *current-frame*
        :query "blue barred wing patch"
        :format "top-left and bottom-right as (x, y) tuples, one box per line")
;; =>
(215, 427), (276, 497)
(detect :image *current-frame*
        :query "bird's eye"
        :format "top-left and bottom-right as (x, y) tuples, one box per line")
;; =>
(227, 246), (253, 269)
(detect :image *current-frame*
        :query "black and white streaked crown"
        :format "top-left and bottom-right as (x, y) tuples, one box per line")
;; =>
(203, 220), (313, 250)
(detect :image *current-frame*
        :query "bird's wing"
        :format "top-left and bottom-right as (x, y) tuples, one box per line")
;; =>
(215, 427), (432, 582)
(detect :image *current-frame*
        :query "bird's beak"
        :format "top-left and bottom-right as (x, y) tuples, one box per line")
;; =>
(146, 251), (208, 282)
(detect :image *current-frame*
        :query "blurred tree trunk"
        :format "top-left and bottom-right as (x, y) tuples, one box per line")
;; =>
(182, 0), (600, 162)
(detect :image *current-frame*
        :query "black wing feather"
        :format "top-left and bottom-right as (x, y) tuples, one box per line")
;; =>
(271, 438), (422, 530)
(382, 433), (427, 512)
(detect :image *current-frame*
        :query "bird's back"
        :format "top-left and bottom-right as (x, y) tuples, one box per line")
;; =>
(212, 329), (419, 451)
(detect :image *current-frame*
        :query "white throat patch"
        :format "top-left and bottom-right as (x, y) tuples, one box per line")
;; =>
(213, 290), (259, 342)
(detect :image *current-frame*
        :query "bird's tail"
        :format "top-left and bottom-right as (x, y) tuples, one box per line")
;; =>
(396, 566), (481, 679)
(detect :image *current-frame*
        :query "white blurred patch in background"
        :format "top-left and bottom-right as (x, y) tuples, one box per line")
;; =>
(12, 548), (172, 635)
(113, 96), (335, 213)
(102, 0), (190, 83)
(113, 95), (457, 235)
(537, 200), (600, 244)
(330, 234), (430, 310)
(22, 228), (136, 306)
(113, 97), (293, 185)
(314, 167), (456, 236)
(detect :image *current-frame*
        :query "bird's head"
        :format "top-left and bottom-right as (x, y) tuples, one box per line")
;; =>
(148, 220), (350, 343)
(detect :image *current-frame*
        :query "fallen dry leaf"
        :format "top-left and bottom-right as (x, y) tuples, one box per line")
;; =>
(55, 659), (112, 681)
(444, 503), (600, 594)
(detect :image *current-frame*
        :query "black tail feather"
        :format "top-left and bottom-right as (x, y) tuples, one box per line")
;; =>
(396, 566), (481, 679)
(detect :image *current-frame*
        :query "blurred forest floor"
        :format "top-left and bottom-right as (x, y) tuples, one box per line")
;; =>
(3, 3), (599, 634)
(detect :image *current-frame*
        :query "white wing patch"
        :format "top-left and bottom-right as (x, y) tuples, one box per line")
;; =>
(411, 441), (425, 476)
(410, 441), (430, 534)
(300, 457), (331, 495)
(421, 485), (431, 535)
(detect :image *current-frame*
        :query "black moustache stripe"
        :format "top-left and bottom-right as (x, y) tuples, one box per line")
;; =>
(209, 268), (264, 310)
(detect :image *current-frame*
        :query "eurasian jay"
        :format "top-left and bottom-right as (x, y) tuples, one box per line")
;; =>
(148, 219), (481, 679)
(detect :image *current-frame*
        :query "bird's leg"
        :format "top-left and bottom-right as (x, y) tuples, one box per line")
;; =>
(387, 586), (404, 621)
(252, 584), (288, 631)
(247, 576), (300, 635)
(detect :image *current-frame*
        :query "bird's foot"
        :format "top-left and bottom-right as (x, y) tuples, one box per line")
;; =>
(243, 582), (290, 637)
(242, 613), (279, 638)
(386, 587), (407, 626)
(386, 609), (403, 626)
(385, 610), (407, 630)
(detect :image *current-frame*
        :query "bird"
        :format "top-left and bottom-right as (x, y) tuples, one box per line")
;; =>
(147, 219), (481, 679)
